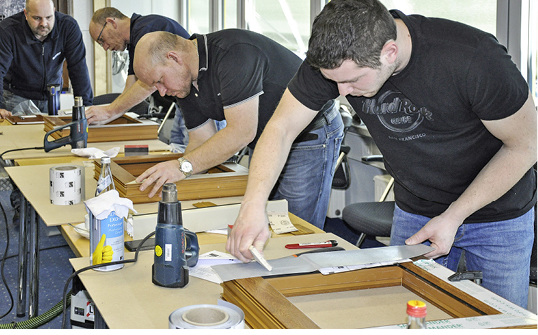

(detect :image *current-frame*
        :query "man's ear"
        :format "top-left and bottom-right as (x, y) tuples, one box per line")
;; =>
(167, 51), (182, 65)
(381, 40), (398, 65)
(106, 17), (117, 28)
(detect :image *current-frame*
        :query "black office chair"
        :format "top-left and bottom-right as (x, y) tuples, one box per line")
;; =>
(332, 105), (354, 190)
(342, 177), (395, 247)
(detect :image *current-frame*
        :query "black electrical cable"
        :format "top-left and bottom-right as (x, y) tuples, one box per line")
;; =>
(0, 194), (68, 322)
(60, 230), (156, 329)
(0, 244), (70, 263)
(0, 200), (14, 319)
(0, 147), (45, 161)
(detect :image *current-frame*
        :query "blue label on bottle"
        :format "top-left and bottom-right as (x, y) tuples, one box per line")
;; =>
(90, 211), (124, 271)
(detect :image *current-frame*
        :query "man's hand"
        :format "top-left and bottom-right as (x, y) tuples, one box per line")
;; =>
(92, 234), (113, 265)
(85, 105), (122, 125)
(226, 201), (271, 262)
(135, 160), (184, 198)
(404, 212), (462, 259)
(0, 108), (12, 120)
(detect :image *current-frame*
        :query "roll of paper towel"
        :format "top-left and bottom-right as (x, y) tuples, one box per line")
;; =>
(49, 165), (84, 205)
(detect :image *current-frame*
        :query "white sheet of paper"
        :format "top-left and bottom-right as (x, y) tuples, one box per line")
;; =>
(189, 250), (242, 284)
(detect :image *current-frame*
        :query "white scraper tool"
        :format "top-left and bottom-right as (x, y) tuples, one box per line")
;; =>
(249, 246), (272, 271)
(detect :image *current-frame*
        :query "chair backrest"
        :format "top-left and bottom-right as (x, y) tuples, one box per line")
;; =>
(332, 105), (354, 190)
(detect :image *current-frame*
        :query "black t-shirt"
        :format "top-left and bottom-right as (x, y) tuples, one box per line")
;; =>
(128, 13), (190, 76)
(288, 10), (536, 222)
(178, 29), (302, 149)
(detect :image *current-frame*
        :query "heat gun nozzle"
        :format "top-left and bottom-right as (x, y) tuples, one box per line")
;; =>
(162, 183), (178, 203)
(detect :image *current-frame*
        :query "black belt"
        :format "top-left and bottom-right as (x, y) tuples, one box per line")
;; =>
(294, 103), (338, 143)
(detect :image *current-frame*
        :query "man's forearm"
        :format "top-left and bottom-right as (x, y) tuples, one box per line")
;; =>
(107, 79), (155, 115)
(184, 126), (251, 174)
(241, 89), (321, 205)
(242, 121), (294, 205)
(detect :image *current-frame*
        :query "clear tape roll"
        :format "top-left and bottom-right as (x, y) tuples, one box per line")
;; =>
(49, 165), (83, 205)
(169, 301), (245, 329)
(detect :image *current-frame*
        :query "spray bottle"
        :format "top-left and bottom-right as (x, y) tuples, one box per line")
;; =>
(152, 183), (198, 287)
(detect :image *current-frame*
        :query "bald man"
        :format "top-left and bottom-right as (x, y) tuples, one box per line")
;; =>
(0, 0), (92, 119)
(133, 30), (343, 231)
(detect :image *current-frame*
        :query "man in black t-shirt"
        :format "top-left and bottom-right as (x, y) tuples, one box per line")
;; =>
(133, 30), (343, 231)
(227, 0), (536, 308)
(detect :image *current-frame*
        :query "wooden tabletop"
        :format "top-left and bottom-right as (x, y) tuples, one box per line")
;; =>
(0, 123), (169, 160)
(5, 162), (247, 227)
(61, 211), (322, 258)
(70, 230), (351, 329)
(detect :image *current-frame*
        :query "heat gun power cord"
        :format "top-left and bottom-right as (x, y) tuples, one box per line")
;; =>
(0, 147), (45, 162)
(0, 200), (13, 319)
(0, 198), (70, 325)
(60, 230), (156, 329)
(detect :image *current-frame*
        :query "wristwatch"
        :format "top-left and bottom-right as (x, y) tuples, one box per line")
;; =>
(177, 157), (193, 178)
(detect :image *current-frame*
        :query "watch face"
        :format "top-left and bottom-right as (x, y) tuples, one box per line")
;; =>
(181, 160), (193, 172)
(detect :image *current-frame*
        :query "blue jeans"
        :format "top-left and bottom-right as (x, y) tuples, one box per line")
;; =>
(269, 101), (344, 229)
(390, 203), (535, 308)
(169, 106), (227, 152)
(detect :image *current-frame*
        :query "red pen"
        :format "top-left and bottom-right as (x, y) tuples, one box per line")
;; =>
(285, 240), (338, 249)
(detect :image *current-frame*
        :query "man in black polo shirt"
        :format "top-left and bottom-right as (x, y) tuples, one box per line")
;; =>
(133, 30), (343, 231)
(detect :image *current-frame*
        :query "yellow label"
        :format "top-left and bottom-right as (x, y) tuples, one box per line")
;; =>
(155, 245), (163, 257)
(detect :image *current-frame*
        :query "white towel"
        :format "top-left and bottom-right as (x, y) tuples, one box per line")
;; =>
(71, 147), (120, 159)
(84, 189), (137, 220)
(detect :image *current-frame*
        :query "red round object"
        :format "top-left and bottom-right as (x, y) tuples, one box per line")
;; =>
(407, 300), (427, 318)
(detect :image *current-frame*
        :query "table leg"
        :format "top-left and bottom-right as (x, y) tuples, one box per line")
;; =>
(94, 306), (107, 329)
(28, 205), (40, 318)
(16, 196), (28, 317)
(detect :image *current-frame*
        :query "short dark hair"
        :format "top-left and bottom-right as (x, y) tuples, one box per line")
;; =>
(145, 31), (184, 67)
(306, 0), (396, 70)
(91, 7), (128, 25)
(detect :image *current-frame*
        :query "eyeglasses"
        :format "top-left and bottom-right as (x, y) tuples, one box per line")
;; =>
(96, 22), (107, 45)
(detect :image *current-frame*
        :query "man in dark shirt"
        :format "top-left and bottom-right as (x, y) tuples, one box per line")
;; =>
(133, 30), (343, 231)
(85, 7), (189, 125)
(227, 0), (536, 308)
(0, 0), (92, 119)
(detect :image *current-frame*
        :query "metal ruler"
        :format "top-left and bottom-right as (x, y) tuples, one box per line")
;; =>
(212, 244), (434, 282)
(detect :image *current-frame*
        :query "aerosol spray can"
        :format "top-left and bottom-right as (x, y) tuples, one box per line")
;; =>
(152, 183), (191, 287)
(89, 157), (124, 271)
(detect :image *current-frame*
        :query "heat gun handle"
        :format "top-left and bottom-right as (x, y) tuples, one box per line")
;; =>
(43, 123), (73, 152)
(185, 229), (199, 267)
(43, 119), (88, 152)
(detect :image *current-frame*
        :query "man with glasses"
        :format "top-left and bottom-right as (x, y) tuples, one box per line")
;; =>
(86, 7), (214, 151)
(0, 0), (92, 119)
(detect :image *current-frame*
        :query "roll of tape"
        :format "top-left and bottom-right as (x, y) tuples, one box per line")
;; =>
(49, 165), (83, 205)
(169, 301), (245, 329)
